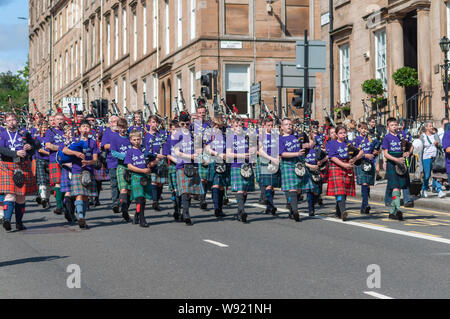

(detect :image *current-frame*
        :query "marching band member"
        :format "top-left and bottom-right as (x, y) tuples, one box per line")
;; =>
(382, 117), (413, 221)
(304, 141), (328, 216)
(35, 121), (51, 209)
(0, 112), (38, 231)
(60, 126), (76, 224)
(326, 125), (363, 221)
(165, 120), (182, 221)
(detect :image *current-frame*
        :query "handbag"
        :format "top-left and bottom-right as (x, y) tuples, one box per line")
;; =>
(184, 163), (195, 178)
(240, 163), (253, 179)
(124, 169), (132, 183)
(214, 162), (227, 174)
(13, 169), (25, 188)
(294, 162), (306, 177)
(80, 170), (92, 187)
(432, 146), (446, 173)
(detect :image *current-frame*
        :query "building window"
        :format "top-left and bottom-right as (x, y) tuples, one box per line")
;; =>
(75, 41), (78, 76)
(225, 64), (250, 115)
(80, 37), (83, 75)
(86, 28), (89, 68)
(177, 0), (182, 47)
(190, 0), (196, 40)
(374, 30), (387, 94)
(123, 77), (127, 113)
(143, 2), (147, 54)
(190, 67), (195, 113)
(285, 0), (309, 37)
(107, 19), (111, 65)
(153, 0), (157, 48)
(123, 7), (127, 55)
(153, 74), (158, 105)
(165, 0), (170, 54)
(65, 50), (68, 84)
(339, 44), (350, 103)
(55, 16), (58, 40)
(70, 45), (74, 81)
(59, 13), (62, 38)
(92, 22), (96, 66)
(143, 78), (147, 103)
(115, 13), (119, 60)
(133, 11), (137, 61)
(225, 1), (249, 35)
(114, 81), (118, 103)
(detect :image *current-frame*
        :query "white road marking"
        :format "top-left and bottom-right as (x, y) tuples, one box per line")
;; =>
(203, 239), (229, 248)
(364, 291), (394, 299)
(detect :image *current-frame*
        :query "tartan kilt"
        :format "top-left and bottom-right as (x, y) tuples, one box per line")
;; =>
(259, 164), (281, 188)
(198, 163), (209, 180)
(356, 164), (375, 186)
(280, 160), (302, 191)
(326, 161), (355, 197)
(116, 164), (131, 191)
(386, 157), (409, 190)
(320, 164), (329, 184)
(94, 166), (110, 181)
(0, 160), (37, 196)
(176, 168), (205, 196)
(130, 172), (153, 201)
(168, 163), (178, 193)
(60, 166), (71, 193)
(302, 170), (321, 194)
(70, 172), (98, 197)
(230, 166), (255, 192)
(207, 163), (231, 187)
(49, 162), (61, 186)
(35, 158), (50, 186)
(151, 172), (167, 185)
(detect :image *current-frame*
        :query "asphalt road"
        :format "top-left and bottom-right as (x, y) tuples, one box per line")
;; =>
(1, 182), (450, 299)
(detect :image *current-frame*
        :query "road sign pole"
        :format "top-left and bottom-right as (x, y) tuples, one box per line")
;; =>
(304, 30), (309, 125)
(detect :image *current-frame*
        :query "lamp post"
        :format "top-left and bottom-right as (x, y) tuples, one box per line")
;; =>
(439, 36), (450, 118)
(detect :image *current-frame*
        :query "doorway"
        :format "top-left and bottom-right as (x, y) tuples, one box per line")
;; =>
(403, 12), (418, 120)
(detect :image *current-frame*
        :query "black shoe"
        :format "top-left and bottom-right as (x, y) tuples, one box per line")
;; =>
(397, 210), (404, 221)
(241, 212), (248, 223)
(36, 197), (41, 205)
(264, 207), (271, 215)
(271, 207), (277, 216)
(342, 211), (348, 221)
(152, 202), (161, 211)
(219, 209), (226, 217)
(318, 198), (324, 206)
(139, 214), (149, 228)
(15, 223), (27, 231)
(78, 218), (86, 229)
(94, 198), (101, 207)
(173, 211), (181, 221)
(365, 206), (371, 214)
(53, 208), (62, 215)
(376, 174), (383, 181)
(293, 212), (300, 222)
(288, 213), (294, 219)
(112, 205), (120, 214)
(185, 218), (193, 226)
(223, 198), (229, 206)
(404, 201), (414, 208)
(122, 211), (131, 222)
(133, 213), (140, 225)
(41, 199), (49, 209)
(3, 220), (11, 231)
(200, 202), (208, 210)
(64, 208), (73, 223)
(214, 209), (221, 217)
(309, 211), (315, 217)
(361, 207), (370, 215)
(389, 213), (398, 220)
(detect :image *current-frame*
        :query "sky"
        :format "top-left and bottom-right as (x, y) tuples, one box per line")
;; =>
(0, 0), (29, 74)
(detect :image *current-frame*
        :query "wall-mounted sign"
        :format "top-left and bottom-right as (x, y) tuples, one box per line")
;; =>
(220, 41), (243, 49)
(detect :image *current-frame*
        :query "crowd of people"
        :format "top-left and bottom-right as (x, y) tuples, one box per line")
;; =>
(0, 105), (449, 232)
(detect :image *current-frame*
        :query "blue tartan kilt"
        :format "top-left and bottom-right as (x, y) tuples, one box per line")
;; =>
(94, 166), (110, 181)
(280, 159), (303, 191)
(302, 170), (320, 194)
(355, 164), (375, 186)
(151, 172), (167, 185)
(70, 172), (98, 197)
(259, 164), (281, 188)
(116, 164), (131, 191)
(60, 165), (72, 193)
(207, 163), (231, 187)
(168, 163), (178, 193)
(176, 167), (205, 196)
(198, 162), (209, 180)
(130, 172), (153, 201)
(230, 166), (255, 192)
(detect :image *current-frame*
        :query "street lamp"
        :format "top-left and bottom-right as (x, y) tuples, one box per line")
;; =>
(439, 36), (450, 118)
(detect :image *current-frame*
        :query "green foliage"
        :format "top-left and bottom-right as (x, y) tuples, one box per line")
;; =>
(361, 79), (384, 96)
(0, 62), (29, 113)
(392, 67), (420, 88)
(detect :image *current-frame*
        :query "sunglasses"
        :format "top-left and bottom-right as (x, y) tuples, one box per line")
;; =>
(179, 122), (189, 127)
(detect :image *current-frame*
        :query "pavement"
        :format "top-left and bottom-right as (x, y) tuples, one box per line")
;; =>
(2, 181), (450, 299)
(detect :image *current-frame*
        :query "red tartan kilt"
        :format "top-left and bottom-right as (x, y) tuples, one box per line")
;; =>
(49, 162), (61, 186)
(326, 161), (355, 197)
(0, 160), (37, 196)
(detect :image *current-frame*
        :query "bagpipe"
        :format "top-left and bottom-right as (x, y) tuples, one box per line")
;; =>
(294, 131), (310, 178)
(56, 139), (88, 165)
(394, 136), (413, 176)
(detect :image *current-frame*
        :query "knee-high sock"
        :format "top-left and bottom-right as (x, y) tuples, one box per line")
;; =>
(266, 189), (274, 209)
(55, 187), (63, 209)
(212, 188), (220, 210)
(157, 185), (163, 201)
(236, 193), (245, 214)
(361, 185), (369, 210)
(200, 181), (208, 201)
(181, 194), (190, 219)
(14, 203), (25, 225)
(289, 191), (298, 213)
(285, 191), (290, 205)
(260, 187), (266, 201)
(75, 200), (84, 219)
(136, 197), (145, 217)
(119, 193), (129, 213)
(390, 190), (401, 214)
(3, 201), (14, 221)
(243, 193), (247, 203)
(218, 189), (224, 209)
(96, 181), (102, 197)
(307, 192), (314, 213)
(336, 195), (346, 214)
(151, 185), (158, 203)
(64, 196), (74, 217)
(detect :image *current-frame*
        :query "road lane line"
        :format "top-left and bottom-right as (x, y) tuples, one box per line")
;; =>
(364, 291), (394, 299)
(359, 222), (388, 228)
(203, 239), (229, 248)
(408, 231), (442, 238)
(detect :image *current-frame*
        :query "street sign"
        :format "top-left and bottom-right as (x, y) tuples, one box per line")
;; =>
(250, 82), (261, 106)
(296, 40), (327, 73)
(276, 61), (316, 88)
(62, 97), (83, 114)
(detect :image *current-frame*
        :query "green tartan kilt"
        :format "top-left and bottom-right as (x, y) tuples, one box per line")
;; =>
(198, 163), (209, 180)
(207, 163), (231, 187)
(302, 170), (320, 194)
(116, 164), (131, 191)
(130, 172), (153, 201)
(230, 166), (255, 192)
(280, 159), (303, 191)
(151, 172), (167, 185)
(356, 164), (375, 186)
(259, 164), (281, 188)
(176, 167), (205, 196)
(386, 154), (410, 190)
(168, 163), (178, 193)
(70, 172), (98, 197)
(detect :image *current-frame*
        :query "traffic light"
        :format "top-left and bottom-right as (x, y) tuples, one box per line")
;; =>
(200, 73), (212, 99)
(100, 99), (109, 118)
(197, 96), (206, 107)
(292, 89), (304, 108)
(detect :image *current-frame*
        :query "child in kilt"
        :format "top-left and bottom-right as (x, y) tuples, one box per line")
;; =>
(279, 118), (309, 222)
(326, 125), (363, 221)
(172, 112), (205, 226)
(125, 129), (153, 228)
(35, 121), (51, 209)
(110, 118), (133, 223)
(166, 120), (182, 221)
(258, 117), (281, 216)
(62, 120), (99, 229)
(354, 122), (377, 215)
(59, 126), (77, 224)
(304, 145), (328, 216)
(0, 112), (38, 231)
(382, 117), (413, 221)
(205, 116), (230, 218)
(226, 117), (256, 223)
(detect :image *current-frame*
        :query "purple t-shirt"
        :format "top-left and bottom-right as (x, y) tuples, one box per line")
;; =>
(36, 135), (50, 161)
(101, 128), (120, 169)
(382, 133), (402, 154)
(305, 147), (317, 165)
(110, 134), (132, 166)
(327, 140), (349, 160)
(124, 147), (147, 169)
(279, 135), (302, 161)
(354, 135), (375, 165)
(0, 129), (26, 151)
(162, 132), (173, 157)
(442, 130), (450, 174)
(226, 132), (248, 168)
(70, 137), (99, 175)
(145, 131), (165, 155)
(44, 128), (66, 163)
(172, 129), (196, 170)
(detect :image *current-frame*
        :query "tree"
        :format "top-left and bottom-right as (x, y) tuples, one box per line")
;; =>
(0, 62), (29, 113)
